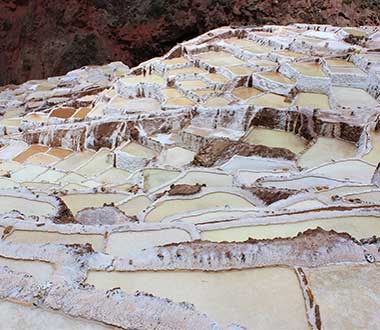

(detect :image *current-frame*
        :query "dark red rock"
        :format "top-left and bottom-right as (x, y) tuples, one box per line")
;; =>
(1, 0), (380, 85)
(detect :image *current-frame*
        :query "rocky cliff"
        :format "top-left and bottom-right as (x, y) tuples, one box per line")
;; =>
(1, 0), (380, 85)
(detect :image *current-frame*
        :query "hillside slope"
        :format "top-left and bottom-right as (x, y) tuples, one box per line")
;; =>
(1, 0), (380, 84)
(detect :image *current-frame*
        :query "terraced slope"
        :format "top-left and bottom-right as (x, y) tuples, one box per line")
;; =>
(0, 24), (380, 329)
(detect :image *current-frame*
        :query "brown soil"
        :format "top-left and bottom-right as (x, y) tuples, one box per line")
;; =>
(193, 138), (296, 167)
(247, 186), (300, 205)
(168, 183), (205, 196)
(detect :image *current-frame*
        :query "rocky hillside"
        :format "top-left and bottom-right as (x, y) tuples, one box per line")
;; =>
(1, 0), (380, 85)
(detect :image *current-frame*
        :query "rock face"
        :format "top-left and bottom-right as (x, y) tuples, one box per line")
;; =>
(193, 138), (296, 166)
(1, 0), (380, 85)
(1, 23), (380, 330)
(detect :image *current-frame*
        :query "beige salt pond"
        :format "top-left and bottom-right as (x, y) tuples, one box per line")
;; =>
(2, 108), (24, 119)
(106, 96), (131, 113)
(157, 170), (233, 192)
(61, 183), (91, 192)
(205, 73), (229, 83)
(164, 97), (195, 107)
(121, 142), (155, 158)
(76, 149), (113, 177)
(143, 168), (180, 191)
(119, 74), (165, 86)
(61, 193), (129, 215)
(167, 66), (206, 76)
(247, 93), (290, 108)
(232, 86), (263, 100)
(188, 89), (213, 98)
(162, 57), (190, 65)
(332, 87), (379, 108)
(116, 195), (151, 216)
(343, 190), (380, 203)
(226, 38), (272, 54)
(33, 169), (66, 183)
(105, 182), (133, 192)
(123, 98), (161, 113)
(283, 199), (326, 210)
(5, 230), (104, 251)
(0, 143), (29, 161)
(11, 165), (47, 182)
(178, 80), (209, 90)
(291, 62), (327, 77)
(294, 92), (331, 110)
(0, 195), (56, 217)
(325, 58), (356, 67)
(226, 65), (255, 76)
(363, 131), (380, 164)
(316, 184), (376, 199)
(304, 264), (380, 330)
(274, 50), (305, 59)
(106, 228), (191, 256)
(158, 147), (195, 168)
(93, 168), (131, 185)
(0, 118), (22, 127)
(258, 72), (295, 85)
(194, 51), (244, 67)
(243, 127), (308, 154)
(0, 177), (20, 189)
(54, 150), (95, 171)
(203, 97), (230, 107)
(86, 267), (308, 330)
(144, 192), (254, 222)
(298, 137), (357, 169)
(307, 160), (375, 183)
(161, 88), (183, 98)
(0, 301), (115, 330)
(21, 181), (59, 192)
(202, 215), (380, 241)
(56, 172), (89, 186)
(24, 112), (48, 123)
(250, 59), (277, 68)
(328, 66), (365, 74)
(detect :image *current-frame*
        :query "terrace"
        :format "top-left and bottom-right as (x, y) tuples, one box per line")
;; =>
(0, 23), (379, 330)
